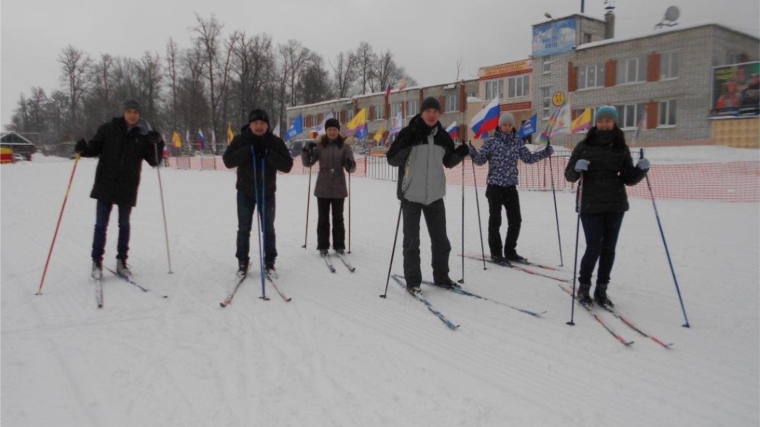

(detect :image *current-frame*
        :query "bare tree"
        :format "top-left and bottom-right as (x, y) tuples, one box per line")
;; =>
(192, 13), (233, 139)
(58, 45), (92, 129)
(331, 51), (357, 98)
(355, 42), (376, 95)
(136, 51), (163, 126)
(298, 53), (333, 105)
(231, 31), (275, 124)
(277, 39), (312, 128)
(165, 38), (180, 130)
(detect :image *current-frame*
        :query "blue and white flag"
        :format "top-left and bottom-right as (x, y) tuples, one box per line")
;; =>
(518, 113), (537, 138)
(286, 114), (303, 141)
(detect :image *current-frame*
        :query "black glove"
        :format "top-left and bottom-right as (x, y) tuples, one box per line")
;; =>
(455, 143), (469, 157)
(146, 131), (161, 145)
(75, 139), (87, 154)
(303, 141), (317, 152)
(344, 157), (356, 171)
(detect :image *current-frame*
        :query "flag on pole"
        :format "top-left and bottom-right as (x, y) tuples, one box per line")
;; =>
(390, 112), (403, 136)
(171, 131), (182, 148)
(286, 114), (303, 141)
(227, 123), (235, 145)
(345, 108), (368, 138)
(571, 108), (593, 134)
(445, 122), (459, 140)
(373, 124), (386, 143)
(550, 103), (573, 137)
(272, 123), (281, 138)
(197, 129), (206, 151)
(313, 112), (334, 138)
(385, 84), (392, 100)
(517, 114), (537, 138)
(469, 98), (501, 138)
(398, 78), (408, 92)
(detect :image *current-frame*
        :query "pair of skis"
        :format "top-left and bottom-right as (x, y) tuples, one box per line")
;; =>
(560, 284), (672, 349)
(321, 251), (355, 273)
(461, 254), (571, 283)
(220, 269), (291, 308)
(95, 269), (168, 308)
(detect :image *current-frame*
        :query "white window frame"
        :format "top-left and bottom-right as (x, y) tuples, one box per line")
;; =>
(540, 87), (551, 119)
(660, 51), (679, 80)
(445, 93), (459, 113)
(374, 105), (384, 121)
(347, 110), (354, 121)
(614, 103), (646, 129)
(578, 63), (605, 90)
(485, 80), (503, 101)
(406, 99), (418, 117)
(390, 102), (402, 118)
(658, 100), (677, 127)
(617, 56), (648, 85)
(542, 58), (552, 74)
(507, 75), (529, 99)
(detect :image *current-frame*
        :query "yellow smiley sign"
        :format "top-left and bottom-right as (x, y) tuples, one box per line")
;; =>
(552, 92), (565, 106)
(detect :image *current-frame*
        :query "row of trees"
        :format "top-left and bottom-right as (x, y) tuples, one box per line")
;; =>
(7, 14), (415, 156)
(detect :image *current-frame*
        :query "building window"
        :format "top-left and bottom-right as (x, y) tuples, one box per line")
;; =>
(407, 99), (418, 117)
(658, 100), (677, 126)
(485, 80), (503, 101)
(347, 110), (354, 121)
(578, 63), (605, 90)
(726, 52), (742, 65)
(660, 51), (679, 80)
(374, 105), (384, 120)
(617, 56), (648, 85)
(614, 103), (646, 129)
(507, 75), (529, 98)
(542, 58), (552, 74)
(540, 87), (551, 119)
(583, 33), (592, 43)
(391, 102), (402, 118)
(445, 93), (459, 113)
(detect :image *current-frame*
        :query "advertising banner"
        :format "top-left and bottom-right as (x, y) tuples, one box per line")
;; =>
(711, 61), (760, 117)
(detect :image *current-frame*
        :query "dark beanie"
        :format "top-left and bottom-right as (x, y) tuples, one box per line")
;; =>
(123, 99), (141, 113)
(421, 97), (441, 113)
(248, 108), (270, 126)
(325, 118), (340, 130)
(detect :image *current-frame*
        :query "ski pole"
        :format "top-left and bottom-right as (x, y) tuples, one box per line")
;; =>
(567, 173), (583, 326)
(380, 203), (403, 299)
(547, 141), (564, 266)
(154, 142), (173, 274)
(37, 154), (80, 295)
(640, 148), (690, 328)
(470, 143), (487, 270)
(302, 165), (312, 249)
(251, 146), (268, 301)
(458, 156), (465, 283)
(348, 171), (352, 253)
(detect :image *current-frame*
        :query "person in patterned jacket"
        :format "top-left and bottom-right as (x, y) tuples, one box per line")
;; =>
(469, 112), (553, 263)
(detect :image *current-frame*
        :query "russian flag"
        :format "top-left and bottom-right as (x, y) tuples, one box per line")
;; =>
(469, 98), (500, 138)
(445, 121), (459, 140)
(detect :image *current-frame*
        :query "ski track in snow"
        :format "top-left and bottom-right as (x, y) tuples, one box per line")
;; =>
(2, 156), (758, 427)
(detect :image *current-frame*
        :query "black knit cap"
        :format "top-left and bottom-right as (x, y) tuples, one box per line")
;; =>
(421, 97), (441, 113)
(123, 99), (141, 113)
(248, 108), (270, 126)
(325, 118), (340, 130)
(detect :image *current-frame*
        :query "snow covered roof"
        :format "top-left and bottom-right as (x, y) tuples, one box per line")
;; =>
(0, 131), (37, 146)
(286, 98), (351, 111)
(531, 13), (604, 27)
(576, 22), (760, 51)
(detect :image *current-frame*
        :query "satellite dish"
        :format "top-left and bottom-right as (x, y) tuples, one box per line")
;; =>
(664, 6), (680, 22)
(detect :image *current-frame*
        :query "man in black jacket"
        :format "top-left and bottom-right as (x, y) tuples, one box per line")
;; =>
(223, 108), (294, 279)
(75, 99), (164, 280)
(386, 97), (469, 293)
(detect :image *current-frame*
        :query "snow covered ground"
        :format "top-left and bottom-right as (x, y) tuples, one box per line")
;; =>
(2, 149), (758, 427)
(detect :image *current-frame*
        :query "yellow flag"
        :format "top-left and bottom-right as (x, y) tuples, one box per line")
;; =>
(171, 131), (182, 148)
(227, 123), (235, 145)
(373, 125), (386, 143)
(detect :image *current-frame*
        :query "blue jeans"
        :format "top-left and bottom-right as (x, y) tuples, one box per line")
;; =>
(579, 211), (625, 285)
(91, 200), (132, 262)
(236, 191), (277, 265)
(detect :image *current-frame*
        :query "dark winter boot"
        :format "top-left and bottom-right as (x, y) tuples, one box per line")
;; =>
(491, 255), (507, 264)
(335, 248), (346, 255)
(319, 249), (329, 257)
(505, 252), (528, 264)
(116, 258), (131, 278)
(577, 281), (593, 305)
(406, 283), (421, 294)
(265, 262), (277, 279)
(433, 274), (459, 289)
(594, 283), (615, 308)
(92, 260), (103, 280)
(236, 259), (249, 280)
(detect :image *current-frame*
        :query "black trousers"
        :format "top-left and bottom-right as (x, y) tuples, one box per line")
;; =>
(579, 211), (625, 285)
(402, 198), (451, 286)
(486, 184), (522, 258)
(317, 197), (346, 250)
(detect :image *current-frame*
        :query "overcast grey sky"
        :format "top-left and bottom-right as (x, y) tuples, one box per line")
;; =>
(2, 0), (758, 127)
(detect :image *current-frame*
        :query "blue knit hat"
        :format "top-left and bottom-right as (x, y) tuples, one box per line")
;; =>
(595, 106), (618, 123)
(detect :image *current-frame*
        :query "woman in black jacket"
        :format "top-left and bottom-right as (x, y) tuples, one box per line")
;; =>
(564, 106), (650, 307)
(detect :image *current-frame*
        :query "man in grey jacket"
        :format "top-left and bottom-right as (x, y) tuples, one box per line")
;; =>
(386, 97), (469, 293)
